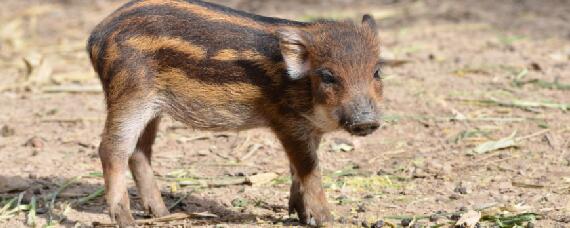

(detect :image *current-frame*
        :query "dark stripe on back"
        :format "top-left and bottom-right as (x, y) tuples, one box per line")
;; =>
(183, 0), (306, 26)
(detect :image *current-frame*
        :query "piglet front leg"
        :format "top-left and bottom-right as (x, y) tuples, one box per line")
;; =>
(275, 127), (333, 226)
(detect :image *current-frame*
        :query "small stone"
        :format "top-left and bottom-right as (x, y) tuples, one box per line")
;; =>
(356, 204), (367, 213)
(361, 220), (369, 228)
(454, 186), (468, 195)
(1, 125), (15, 137)
(449, 193), (461, 200)
(363, 194), (374, 199)
(401, 218), (412, 227)
(529, 62), (542, 71)
(450, 213), (461, 221)
(0, 176), (31, 193)
(526, 222), (534, 228)
(429, 214), (439, 222)
(371, 220), (384, 228)
(377, 169), (390, 175)
(197, 149), (209, 156)
(352, 219), (360, 226)
(25, 136), (44, 148)
(336, 216), (348, 224)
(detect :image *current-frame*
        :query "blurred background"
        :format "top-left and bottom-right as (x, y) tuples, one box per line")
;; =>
(0, 0), (569, 227)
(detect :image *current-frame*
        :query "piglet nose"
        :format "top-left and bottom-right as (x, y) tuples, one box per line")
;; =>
(350, 121), (380, 136)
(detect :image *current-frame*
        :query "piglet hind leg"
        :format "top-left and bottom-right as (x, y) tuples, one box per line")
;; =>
(275, 128), (333, 226)
(129, 117), (169, 218)
(99, 97), (161, 227)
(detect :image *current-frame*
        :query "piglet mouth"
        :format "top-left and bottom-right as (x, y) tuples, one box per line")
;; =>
(343, 121), (380, 136)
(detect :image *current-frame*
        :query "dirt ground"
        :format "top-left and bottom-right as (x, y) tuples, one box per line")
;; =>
(1, 0), (569, 227)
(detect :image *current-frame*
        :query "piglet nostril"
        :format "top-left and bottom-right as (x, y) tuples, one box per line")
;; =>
(369, 123), (379, 131)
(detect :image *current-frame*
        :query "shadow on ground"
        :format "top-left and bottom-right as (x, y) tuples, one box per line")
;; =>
(0, 175), (293, 227)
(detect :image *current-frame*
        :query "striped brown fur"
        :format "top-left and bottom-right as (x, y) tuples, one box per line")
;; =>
(88, 0), (383, 226)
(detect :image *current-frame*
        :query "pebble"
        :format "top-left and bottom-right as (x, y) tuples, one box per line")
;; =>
(25, 136), (45, 148)
(1, 125), (15, 137)
(454, 186), (468, 195)
(450, 213), (461, 221)
(429, 214), (439, 222)
(0, 176), (31, 193)
(356, 204), (367, 213)
(401, 218), (412, 227)
(371, 220), (384, 228)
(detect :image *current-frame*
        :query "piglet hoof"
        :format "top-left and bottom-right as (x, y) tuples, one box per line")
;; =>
(110, 205), (136, 228)
(289, 182), (333, 226)
(147, 202), (170, 218)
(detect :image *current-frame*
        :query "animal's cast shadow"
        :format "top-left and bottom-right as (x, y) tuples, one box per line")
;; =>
(0, 175), (301, 227)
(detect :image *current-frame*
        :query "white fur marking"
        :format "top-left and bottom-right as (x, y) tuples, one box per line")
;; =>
(284, 55), (310, 80)
(117, 101), (160, 155)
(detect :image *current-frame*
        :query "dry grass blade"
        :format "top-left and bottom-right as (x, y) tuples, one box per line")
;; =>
(74, 187), (104, 206)
(47, 176), (82, 223)
(511, 181), (544, 189)
(174, 176), (247, 188)
(93, 213), (193, 227)
(168, 192), (191, 210)
(514, 78), (570, 91)
(503, 99), (569, 111)
(462, 97), (570, 111)
(0, 197), (17, 220)
(0, 192), (26, 221)
(239, 143), (263, 161)
(0, 197), (17, 214)
(26, 196), (36, 226)
(481, 213), (538, 228)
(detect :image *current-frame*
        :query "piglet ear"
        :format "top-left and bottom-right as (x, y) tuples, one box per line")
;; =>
(362, 14), (378, 34)
(277, 29), (311, 80)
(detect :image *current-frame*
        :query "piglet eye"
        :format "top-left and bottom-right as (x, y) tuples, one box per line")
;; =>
(373, 68), (383, 80)
(319, 69), (337, 84)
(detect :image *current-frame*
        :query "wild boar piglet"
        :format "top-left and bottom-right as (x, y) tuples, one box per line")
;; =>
(88, 0), (383, 226)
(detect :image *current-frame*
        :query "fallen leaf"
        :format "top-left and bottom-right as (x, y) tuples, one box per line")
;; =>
(191, 211), (218, 218)
(246, 173), (278, 186)
(480, 203), (533, 217)
(456, 210), (481, 228)
(330, 138), (355, 152)
(472, 131), (517, 154)
(23, 53), (53, 84)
